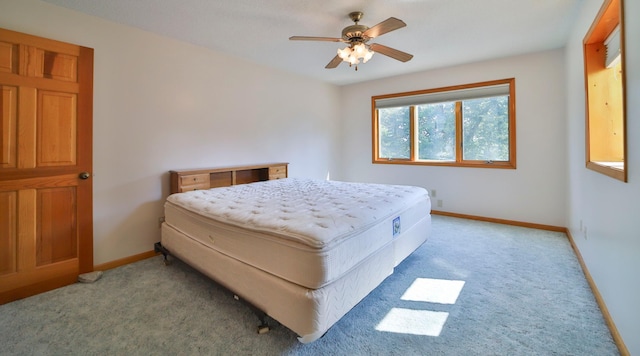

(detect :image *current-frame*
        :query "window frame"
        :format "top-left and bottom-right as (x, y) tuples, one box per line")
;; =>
(583, 0), (627, 182)
(372, 78), (516, 169)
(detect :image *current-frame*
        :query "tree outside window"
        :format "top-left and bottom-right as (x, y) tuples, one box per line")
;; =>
(373, 78), (516, 168)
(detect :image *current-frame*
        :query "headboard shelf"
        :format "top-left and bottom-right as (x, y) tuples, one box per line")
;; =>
(169, 162), (288, 194)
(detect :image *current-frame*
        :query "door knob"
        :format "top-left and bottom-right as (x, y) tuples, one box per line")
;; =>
(79, 172), (91, 180)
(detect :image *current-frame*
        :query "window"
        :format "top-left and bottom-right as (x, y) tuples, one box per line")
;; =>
(372, 78), (516, 168)
(583, 0), (627, 182)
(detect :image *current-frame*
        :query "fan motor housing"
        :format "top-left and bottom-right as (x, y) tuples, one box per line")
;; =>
(342, 24), (369, 41)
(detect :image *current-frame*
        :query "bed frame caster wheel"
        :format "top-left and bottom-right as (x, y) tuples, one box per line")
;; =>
(233, 293), (270, 335)
(154, 242), (172, 266)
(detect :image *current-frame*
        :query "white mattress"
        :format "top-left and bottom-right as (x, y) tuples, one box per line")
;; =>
(164, 178), (430, 289)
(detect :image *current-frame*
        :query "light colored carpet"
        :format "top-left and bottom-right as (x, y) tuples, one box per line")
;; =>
(0, 215), (619, 355)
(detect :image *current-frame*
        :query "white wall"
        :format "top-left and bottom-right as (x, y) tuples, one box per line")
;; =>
(566, 0), (640, 354)
(3, 0), (637, 352)
(338, 49), (567, 227)
(0, 0), (342, 265)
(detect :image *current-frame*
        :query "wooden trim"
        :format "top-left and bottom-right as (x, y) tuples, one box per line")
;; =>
(619, 0), (627, 183)
(371, 159), (515, 169)
(583, 0), (620, 44)
(508, 79), (517, 168)
(455, 101), (462, 163)
(372, 78), (514, 102)
(458, 78), (516, 168)
(94, 250), (158, 272)
(372, 78), (516, 168)
(565, 230), (630, 356)
(371, 101), (379, 163)
(77, 45), (94, 273)
(586, 161), (626, 181)
(409, 106), (417, 161)
(583, 0), (627, 183)
(431, 209), (628, 354)
(430, 210), (566, 232)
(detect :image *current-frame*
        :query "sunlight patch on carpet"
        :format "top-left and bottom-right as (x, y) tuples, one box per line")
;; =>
(375, 308), (449, 336)
(375, 278), (465, 336)
(401, 278), (465, 304)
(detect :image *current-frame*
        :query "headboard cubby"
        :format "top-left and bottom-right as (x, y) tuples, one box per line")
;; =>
(169, 162), (288, 194)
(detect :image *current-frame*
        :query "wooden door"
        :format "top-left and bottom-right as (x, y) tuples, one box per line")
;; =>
(0, 28), (93, 304)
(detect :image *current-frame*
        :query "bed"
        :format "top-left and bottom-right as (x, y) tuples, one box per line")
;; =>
(158, 174), (431, 343)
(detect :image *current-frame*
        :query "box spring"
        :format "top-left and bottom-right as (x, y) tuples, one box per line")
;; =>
(161, 214), (430, 342)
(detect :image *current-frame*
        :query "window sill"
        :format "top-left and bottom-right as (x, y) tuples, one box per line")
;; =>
(586, 161), (626, 182)
(373, 159), (516, 169)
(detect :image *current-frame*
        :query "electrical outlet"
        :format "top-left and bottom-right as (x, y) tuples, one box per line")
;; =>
(437, 199), (443, 208)
(431, 189), (437, 198)
(579, 219), (583, 231)
(583, 226), (588, 240)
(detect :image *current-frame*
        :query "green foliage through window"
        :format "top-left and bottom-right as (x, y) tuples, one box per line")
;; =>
(372, 79), (516, 168)
(379, 107), (410, 159)
(417, 102), (455, 161)
(462, 97), (509, 161)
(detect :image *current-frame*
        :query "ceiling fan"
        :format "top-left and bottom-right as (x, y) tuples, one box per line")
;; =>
(289, 11), (413, 70)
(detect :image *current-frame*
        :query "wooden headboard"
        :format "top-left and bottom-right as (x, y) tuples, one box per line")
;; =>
(169, 162), (288, 194)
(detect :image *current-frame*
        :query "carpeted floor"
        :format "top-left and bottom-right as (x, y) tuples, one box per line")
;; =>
(0, 215), (619, 355)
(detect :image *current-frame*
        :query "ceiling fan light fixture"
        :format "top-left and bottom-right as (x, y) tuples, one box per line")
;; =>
(337, 42), (374, 69)
(362, 47), (374, 63)
(353, 43), (366, 55)
(337, 47), (352, 60)
(290, 11), (411, 70)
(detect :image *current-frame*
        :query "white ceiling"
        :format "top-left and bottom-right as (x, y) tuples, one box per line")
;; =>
(41, 0), (582, 86)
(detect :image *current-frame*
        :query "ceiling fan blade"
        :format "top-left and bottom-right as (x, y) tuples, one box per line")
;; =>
(369, 43), (413, 62)
(363, 17), (406, 38)
(289, 36), (343, 42)
(325, 55), (343, 69)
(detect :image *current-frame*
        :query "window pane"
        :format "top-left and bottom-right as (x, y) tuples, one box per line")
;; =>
(416, 102), (455, 161)
(462, 96), (509, 161)
(379, 107), (410, 159)
(372, 78), (515, 168)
